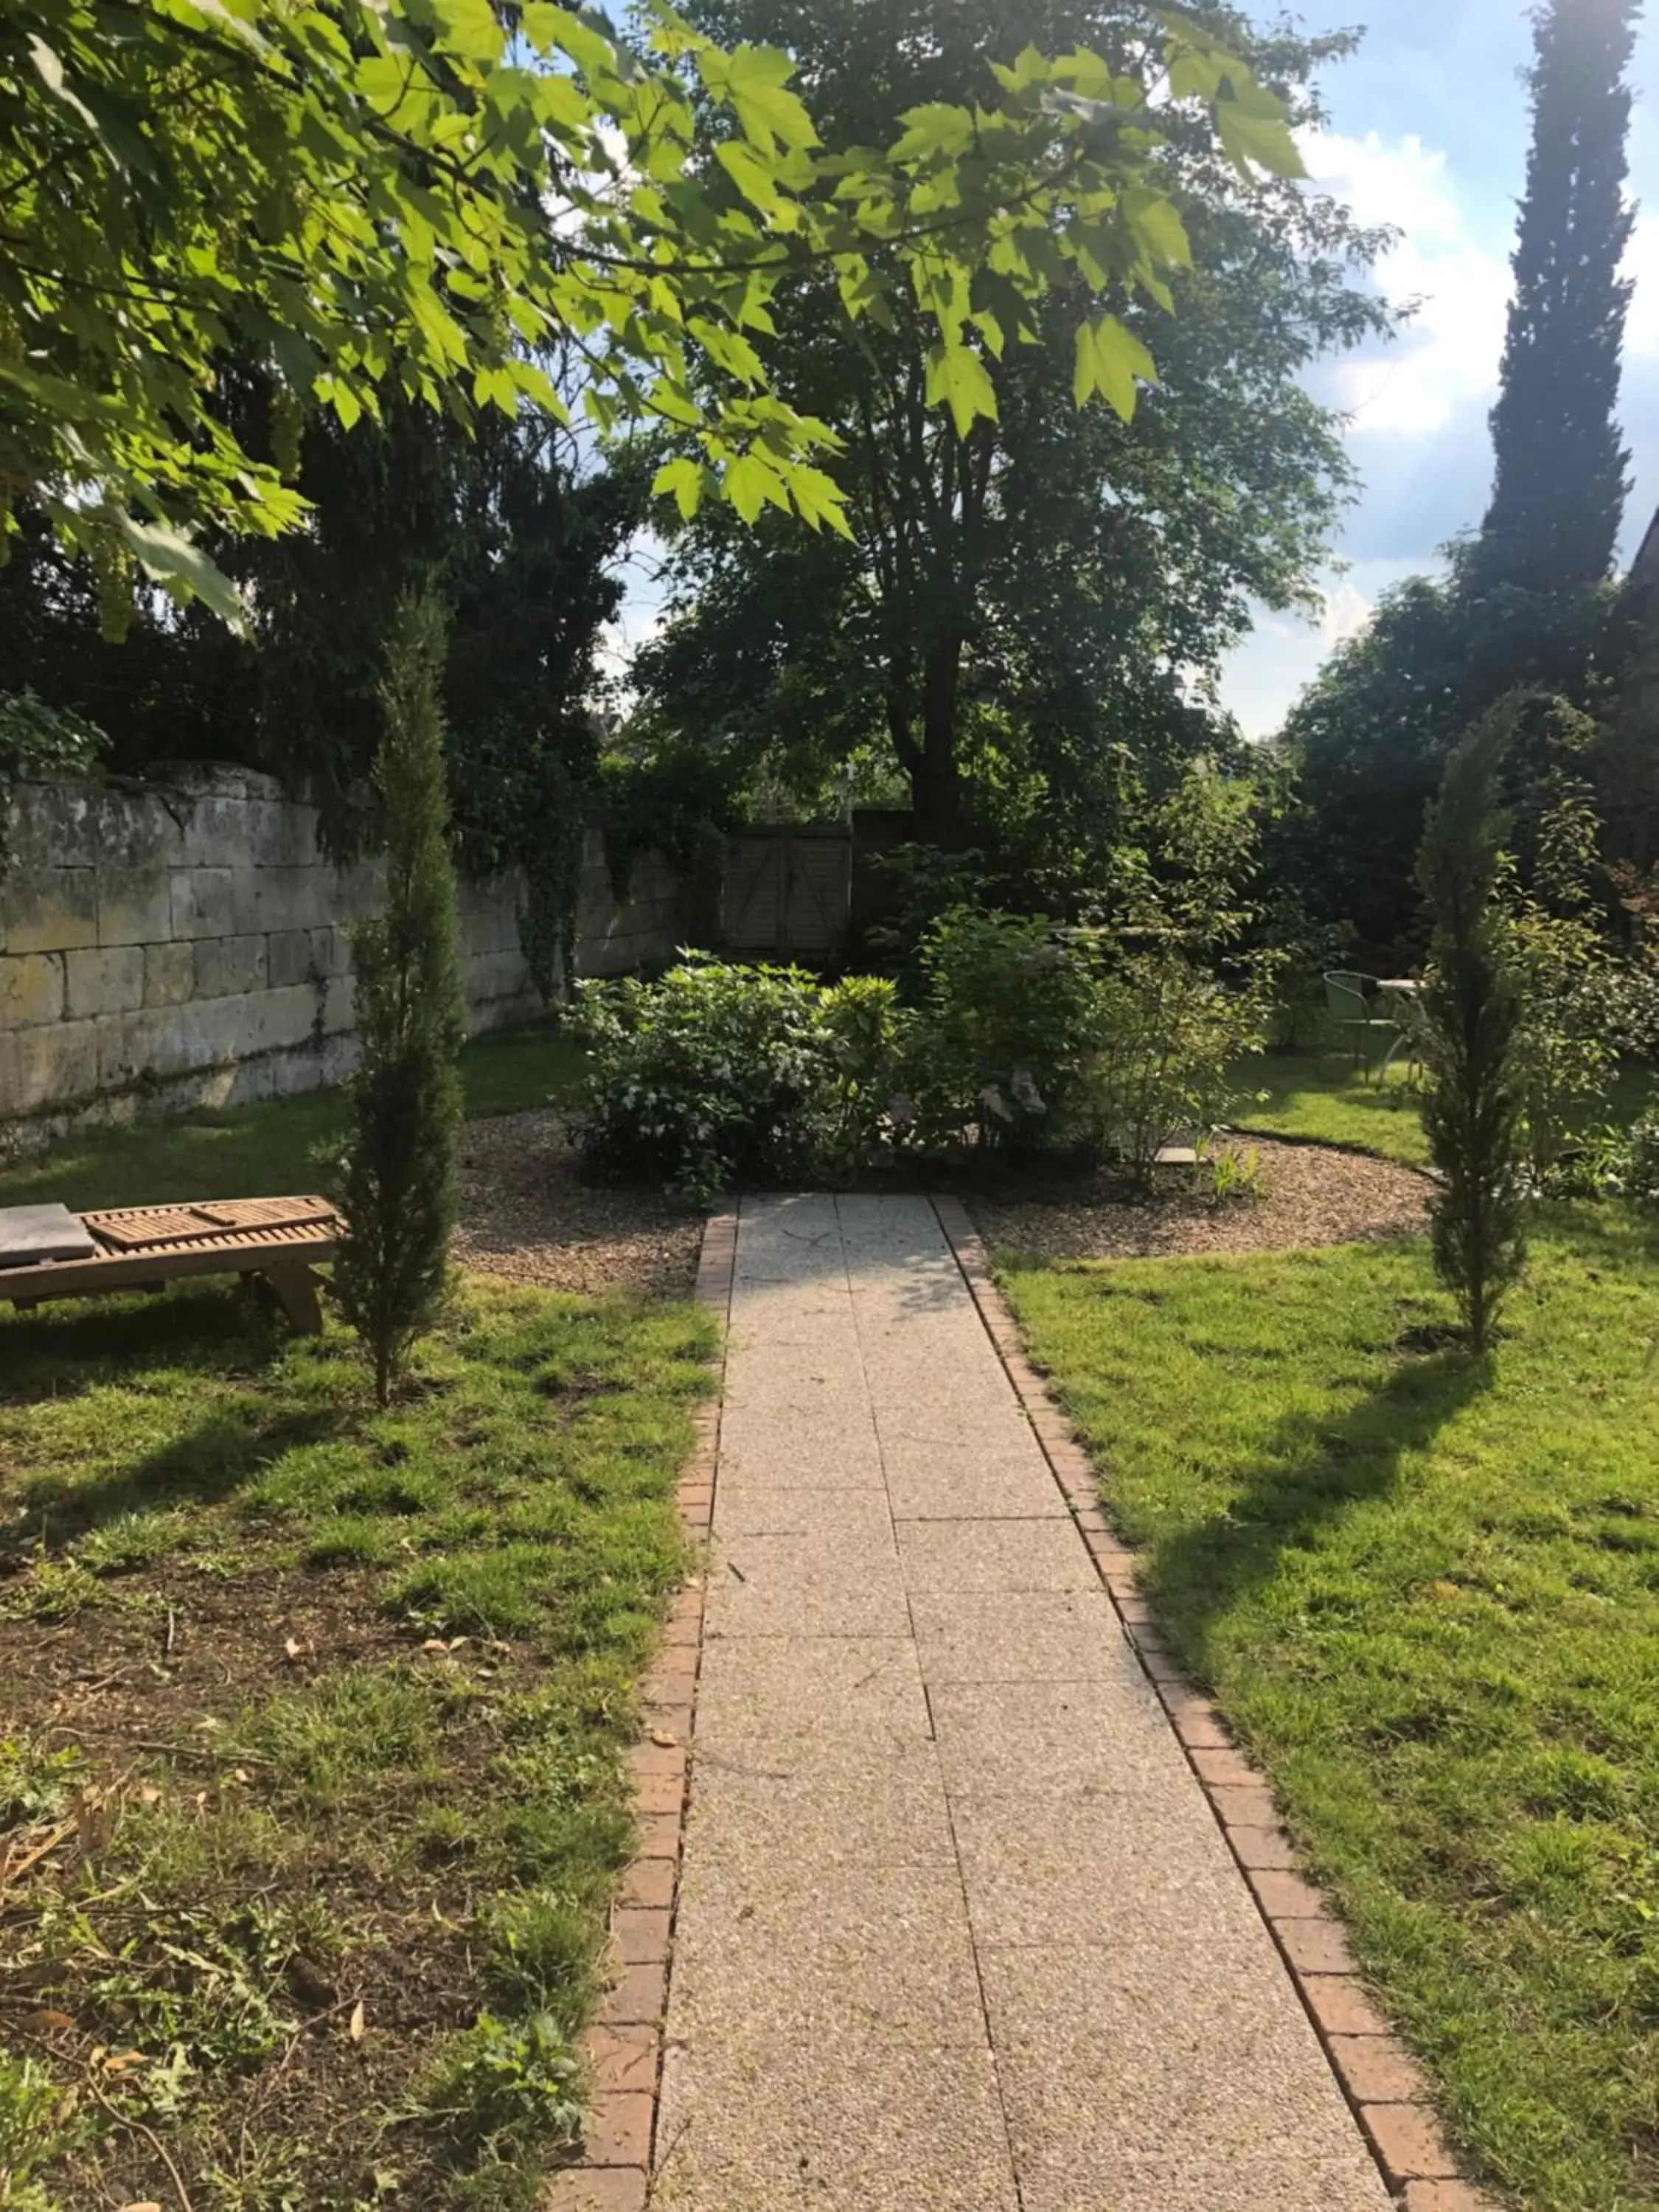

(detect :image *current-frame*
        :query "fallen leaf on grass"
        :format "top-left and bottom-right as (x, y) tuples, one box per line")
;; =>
(29, 2009), (76, 2034)
(349, 1999), (365, 2042)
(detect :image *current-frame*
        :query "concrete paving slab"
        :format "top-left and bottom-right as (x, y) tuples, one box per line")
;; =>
(979, 1940), (1391, 2187)
(681, 1758), (956, 1872)
(911, 1587), (1132, 1679)
(705, 1532), (909, 1638)
(669, 1858), (986, 2045)
(653, 2033), (1018, 2212)
(928, 1677), (1194, 1797)
(691, 1635), (931, 1761)
(1015, 2157), (1390, 2212)
(883, 1445), (1068, 1520)
(895, 1516), (1098, 1590)
(712, 1485), (894, 1538)
(950, 1789), (1260, 1948)
(658, 1192), (1390, 2212)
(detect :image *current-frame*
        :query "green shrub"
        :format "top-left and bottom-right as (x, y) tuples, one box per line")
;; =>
(1077, 948), (1269, 1180)
(902, 907), (1093, 1152)
(819, 973), (912, 1175)
(573, 915), (1267, 1194)
(1416, 709), (1528, 1352)
(571, 956), (848, 1206)
(334, 591), (467, 1405)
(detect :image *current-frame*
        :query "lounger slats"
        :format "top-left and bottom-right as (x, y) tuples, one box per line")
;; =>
(0, 1197), (341, 1329)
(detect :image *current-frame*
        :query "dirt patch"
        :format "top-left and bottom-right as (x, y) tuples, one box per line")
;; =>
(455, 1107), (701, 1298)
(968, 1135), (1430, 1264)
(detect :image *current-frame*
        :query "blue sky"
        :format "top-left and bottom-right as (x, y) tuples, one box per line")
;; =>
(1222, 0), (1659, 734)
(605, 1), (1659, 737)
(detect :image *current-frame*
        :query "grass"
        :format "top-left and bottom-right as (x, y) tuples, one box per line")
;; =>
(1233, 1048), (1657, 1171)
(998, 1208), (1659, 2212)
(0, 1253), (709, 2207)
(0, 1017), (584, 1214)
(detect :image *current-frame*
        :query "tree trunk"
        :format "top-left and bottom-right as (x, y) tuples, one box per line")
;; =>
(909, 636), (964, 847)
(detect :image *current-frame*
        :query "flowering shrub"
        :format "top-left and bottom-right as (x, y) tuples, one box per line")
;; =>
(572, 917), (1270, 1200)
(902, 907), (1095, 1152)
(570, 957), (845, 1207)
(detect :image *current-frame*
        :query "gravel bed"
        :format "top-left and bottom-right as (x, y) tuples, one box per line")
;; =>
(969, 1134), (1430, 1264)
(454, 1108), (702, 1299)
(456, 1117), (1428, 1292)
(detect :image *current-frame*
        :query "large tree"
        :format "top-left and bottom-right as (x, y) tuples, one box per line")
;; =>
(1470, 0), (1638, 602)
(636, 0), (1391, 857)
(0, 393), (636, 860)
(1, 0), (1301, 619)
(1278, 557), (1616, 952)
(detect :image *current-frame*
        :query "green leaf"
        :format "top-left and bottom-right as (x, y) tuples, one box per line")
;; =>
(509, 359), (571, 425)
(653, 456), (707, 521)
(1119, 186), (1192, 270)
(173, 0), (273, 58)
(1072, 313), (1156, 418)
(787, 462), (854, 538)
(703, 44), (818, 154)
(27, 35), (100, 136)
(115, 513), (249, 630)
(715, 139), (785, 216)
(1213, 80), (1306, 179)
(924, 343), (998, 437)
(725, 450), (789, 523)
(425, 0), (506, 61)
(890, 102), (975, 165)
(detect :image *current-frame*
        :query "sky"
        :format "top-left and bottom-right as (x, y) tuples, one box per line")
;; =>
(605, 0), (1659, 737)
(1221, 0), (1659, 737)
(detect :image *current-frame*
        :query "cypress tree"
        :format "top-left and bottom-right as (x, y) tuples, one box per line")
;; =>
(335, 591), (467, 1405)
(1416, 706), (1528, 1354)
(1472, 0), (1638, 601)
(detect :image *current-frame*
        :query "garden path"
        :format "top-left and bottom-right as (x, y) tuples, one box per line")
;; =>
(652, 1192), (1393, 2211)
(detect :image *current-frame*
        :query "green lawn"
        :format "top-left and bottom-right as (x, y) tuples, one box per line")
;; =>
(0, 1018), (584, 1214)
(0, 1017), (706, 2211)
(1233, 1048), (1657, 1170)
(998, 1210), (1659, 2212)
(0, 1275), (712, 2211)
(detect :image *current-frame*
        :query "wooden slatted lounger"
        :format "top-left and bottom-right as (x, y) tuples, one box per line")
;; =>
(0, 1197), (342, 1333)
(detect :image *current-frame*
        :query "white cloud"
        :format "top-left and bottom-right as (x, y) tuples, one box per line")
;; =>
(1299, 128), (1513, 437)
(1319, 577), (1375, 650)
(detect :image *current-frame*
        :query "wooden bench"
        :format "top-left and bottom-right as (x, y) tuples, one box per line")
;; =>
(0, 1197), (341, 1333)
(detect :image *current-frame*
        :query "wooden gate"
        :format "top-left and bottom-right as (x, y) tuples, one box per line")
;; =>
(723, 828), (852, 961)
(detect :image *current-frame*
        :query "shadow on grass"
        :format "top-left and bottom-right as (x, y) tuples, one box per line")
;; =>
(0, 1283), (289, 1394)
(7, 1401), (344, 1549)
(0, 1288), (344, 1546)
(1145, 1345), (1489, 1683)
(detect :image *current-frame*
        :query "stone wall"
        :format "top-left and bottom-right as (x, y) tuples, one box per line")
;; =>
(0, 768), (693, 1151)
(572, 831), (684, 979)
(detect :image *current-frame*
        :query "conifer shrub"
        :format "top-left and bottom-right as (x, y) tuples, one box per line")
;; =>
(335, 593), (467, 1404)
(1416, 708), (1528, 1352)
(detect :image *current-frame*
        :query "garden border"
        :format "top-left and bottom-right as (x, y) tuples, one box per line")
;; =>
(541, 1205), (737, 2212)
(929, 1193), (1498, 2212)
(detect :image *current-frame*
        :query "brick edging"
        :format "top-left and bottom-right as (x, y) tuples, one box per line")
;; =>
(542, 1204), (738, 2212)
(929, 1194), (1497, 2212)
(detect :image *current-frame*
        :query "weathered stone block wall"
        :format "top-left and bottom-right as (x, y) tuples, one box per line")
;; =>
(0, 766), (543, 1152)
(573, 830), (684, 978)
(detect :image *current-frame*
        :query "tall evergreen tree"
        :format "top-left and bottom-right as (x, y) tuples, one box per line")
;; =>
(335, 593), (467, 1406)
(1416, 706), (1528, 1354)
(1472, 0), (1638, 599)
